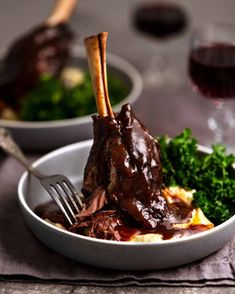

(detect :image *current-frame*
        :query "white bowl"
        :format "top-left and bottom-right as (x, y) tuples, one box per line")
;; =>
(0, 45), (143, 151)
(18, 141), (235, 270)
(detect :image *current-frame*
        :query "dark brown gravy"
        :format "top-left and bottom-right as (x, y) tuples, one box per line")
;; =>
(34, 198), (212, 241)
(117, 224), (210, 241)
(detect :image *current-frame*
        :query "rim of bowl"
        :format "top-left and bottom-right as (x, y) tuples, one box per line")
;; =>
(0, 46), (143, 129)
(18, 141), (235, 247)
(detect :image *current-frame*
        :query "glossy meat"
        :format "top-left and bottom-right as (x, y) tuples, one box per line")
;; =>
(71, 210), (124, 241)
(82, 103), (169, 228)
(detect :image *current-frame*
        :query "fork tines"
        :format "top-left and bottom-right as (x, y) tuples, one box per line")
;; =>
(41, 175), (83, 226)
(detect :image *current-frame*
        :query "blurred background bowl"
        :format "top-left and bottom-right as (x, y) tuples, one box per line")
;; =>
(0, 45), (143, 152)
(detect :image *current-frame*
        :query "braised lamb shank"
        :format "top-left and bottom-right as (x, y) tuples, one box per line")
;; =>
(0, 0), (77, 108)
(0, 24), (73, 105)
(71, 33), (170, 239)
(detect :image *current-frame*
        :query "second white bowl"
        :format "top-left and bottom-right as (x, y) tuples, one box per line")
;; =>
(0, 46), (143, 151)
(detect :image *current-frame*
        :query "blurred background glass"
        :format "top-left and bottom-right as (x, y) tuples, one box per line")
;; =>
(133, 0), (188, 88)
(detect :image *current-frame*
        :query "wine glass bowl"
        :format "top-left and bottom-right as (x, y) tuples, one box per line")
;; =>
(189, 44), (235, 98)
(188, 23), (235, 146)
(134, 2), (187, 40)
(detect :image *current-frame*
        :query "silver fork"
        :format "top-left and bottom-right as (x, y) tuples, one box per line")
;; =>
(0, 128), (83, 225)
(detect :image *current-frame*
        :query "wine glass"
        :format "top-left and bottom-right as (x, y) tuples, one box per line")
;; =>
(133, 1), (188, 88)
(188, 23), (235, 147)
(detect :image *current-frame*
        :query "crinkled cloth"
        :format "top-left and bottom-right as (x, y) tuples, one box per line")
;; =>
(0, 155), (235, 286)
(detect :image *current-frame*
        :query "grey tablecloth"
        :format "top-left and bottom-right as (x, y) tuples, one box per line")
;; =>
(0, 89), (235, 286)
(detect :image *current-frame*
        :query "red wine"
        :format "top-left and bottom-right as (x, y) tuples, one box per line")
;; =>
(189, 44), (235, 98)
(134, 3), (187, 39)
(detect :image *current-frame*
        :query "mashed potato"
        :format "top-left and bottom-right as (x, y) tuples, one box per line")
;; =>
(129, 187), (214, 242)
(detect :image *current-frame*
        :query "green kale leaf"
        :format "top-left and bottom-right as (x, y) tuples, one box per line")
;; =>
(158, 128), (235, 224)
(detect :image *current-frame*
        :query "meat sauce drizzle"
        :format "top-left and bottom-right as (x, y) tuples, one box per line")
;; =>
(34, 195), (210, 241)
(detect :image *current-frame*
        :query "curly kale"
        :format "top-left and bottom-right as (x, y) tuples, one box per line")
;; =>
(158, 128), (235, 225)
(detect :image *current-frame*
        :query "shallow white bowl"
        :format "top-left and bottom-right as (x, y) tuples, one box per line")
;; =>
(0, 46), (143, 151)
(18, 141), (235, 270)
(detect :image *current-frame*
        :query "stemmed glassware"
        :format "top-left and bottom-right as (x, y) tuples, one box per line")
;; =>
(188, 23), (235, 148)
(133, 1), (188, 88)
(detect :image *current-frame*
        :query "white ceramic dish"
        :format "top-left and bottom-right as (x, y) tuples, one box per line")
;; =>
(18, 140), (235, 270)
(0, 45), (143, 151)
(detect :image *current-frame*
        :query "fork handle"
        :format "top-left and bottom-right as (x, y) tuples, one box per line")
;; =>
(0, 128), (45, 180)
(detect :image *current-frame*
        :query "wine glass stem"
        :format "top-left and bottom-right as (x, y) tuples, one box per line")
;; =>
(208, 100), (234, 144)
